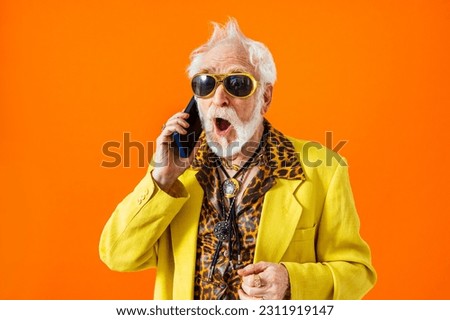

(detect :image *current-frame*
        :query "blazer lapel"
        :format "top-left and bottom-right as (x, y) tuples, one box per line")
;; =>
(170, 170), (203, 299)
(254, 178), (304, 263)
(169, 171), (304, 297)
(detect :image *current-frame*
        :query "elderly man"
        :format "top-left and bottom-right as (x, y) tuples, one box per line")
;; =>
(99, 19), (376, 300)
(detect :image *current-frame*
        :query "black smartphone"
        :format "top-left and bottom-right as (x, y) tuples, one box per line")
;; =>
(172, 96), (203, 158)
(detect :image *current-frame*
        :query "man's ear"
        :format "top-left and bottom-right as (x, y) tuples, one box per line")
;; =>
(261, 84), (273, 115)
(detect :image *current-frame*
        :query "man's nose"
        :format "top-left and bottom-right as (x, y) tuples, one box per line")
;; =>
(212, 83), (230, 107)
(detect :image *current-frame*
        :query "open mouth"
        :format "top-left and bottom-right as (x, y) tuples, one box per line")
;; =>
(215, 117), (232, 135)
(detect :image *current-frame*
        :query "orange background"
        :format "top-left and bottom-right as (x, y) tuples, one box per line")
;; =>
(1, 0), (449, 299)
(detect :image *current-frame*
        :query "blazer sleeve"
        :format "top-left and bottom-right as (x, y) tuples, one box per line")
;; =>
(99, 166), (189, 272)
(282, 162), (377, 299)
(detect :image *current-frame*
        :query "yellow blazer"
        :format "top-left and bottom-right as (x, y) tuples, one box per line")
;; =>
(99, 137), (377, 299)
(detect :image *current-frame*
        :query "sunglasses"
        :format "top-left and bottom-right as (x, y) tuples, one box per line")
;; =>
(191, 72), (258, 99)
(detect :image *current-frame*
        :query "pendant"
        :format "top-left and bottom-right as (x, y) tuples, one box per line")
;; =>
(214, 221), (230, 241)
(222, 178), (240, 198)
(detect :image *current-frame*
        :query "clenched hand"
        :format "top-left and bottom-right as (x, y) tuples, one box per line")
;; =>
(238, 261), (290, 300)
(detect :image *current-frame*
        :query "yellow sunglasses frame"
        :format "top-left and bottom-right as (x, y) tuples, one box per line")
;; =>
(191, 72), (259, 99)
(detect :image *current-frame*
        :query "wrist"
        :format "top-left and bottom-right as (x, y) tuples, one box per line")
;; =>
(151, 170), (176, 192)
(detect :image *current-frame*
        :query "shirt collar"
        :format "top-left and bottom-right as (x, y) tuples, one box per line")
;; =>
(192, 120), (305, 181)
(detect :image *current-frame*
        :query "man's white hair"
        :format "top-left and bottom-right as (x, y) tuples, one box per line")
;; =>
(187, 18), (277, 86)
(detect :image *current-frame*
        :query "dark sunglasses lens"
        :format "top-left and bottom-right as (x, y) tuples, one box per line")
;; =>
(224, 75), (253, 97)
(192, 75), (216, 97)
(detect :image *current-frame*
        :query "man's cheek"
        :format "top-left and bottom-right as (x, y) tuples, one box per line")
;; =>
(237, 109), (253, 123)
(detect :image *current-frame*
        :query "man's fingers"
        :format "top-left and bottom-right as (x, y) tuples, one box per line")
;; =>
(160, 123), (188, 139)
(241, 281), (267, 297)
(166, 112), (190, 126)
(169, 112), (190, 120)
(159, 114), (192, 139)
(241, 273), (265, 288)
(238, 289), (265, 300)
(166, 123), (188, 135)
(239, 263), (290, 300)
(237, 263), (256, 276)
(238, 261), (269, 276)
(169, 117), (190, 129)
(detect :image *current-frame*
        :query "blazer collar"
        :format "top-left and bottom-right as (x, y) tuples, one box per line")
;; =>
(191, 119), (306, 182)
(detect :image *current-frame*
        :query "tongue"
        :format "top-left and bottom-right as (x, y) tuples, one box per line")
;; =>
(216, 118), (231, 131)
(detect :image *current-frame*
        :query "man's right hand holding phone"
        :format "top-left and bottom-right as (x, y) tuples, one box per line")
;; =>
(151, 111), (196, 193)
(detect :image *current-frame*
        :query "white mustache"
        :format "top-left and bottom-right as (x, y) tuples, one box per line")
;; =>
(197, 99), (264, 157)
(207, 105), (242, 127)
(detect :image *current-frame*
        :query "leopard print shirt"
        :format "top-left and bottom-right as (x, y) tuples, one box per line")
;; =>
(191, 120), (305, 300)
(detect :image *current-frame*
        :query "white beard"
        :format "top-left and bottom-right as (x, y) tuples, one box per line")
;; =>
(198, 99), (264, 158)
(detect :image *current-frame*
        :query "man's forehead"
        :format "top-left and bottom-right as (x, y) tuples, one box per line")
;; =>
(200, 42), (255, 75)
(201, 65), (251, 74)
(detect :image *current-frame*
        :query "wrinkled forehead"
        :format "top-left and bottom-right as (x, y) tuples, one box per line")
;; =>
(200, 42), (257, 77)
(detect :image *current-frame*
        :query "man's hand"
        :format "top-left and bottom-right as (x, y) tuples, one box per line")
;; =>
(151, 112), (197, 192)
(237, 261), (290, 300)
